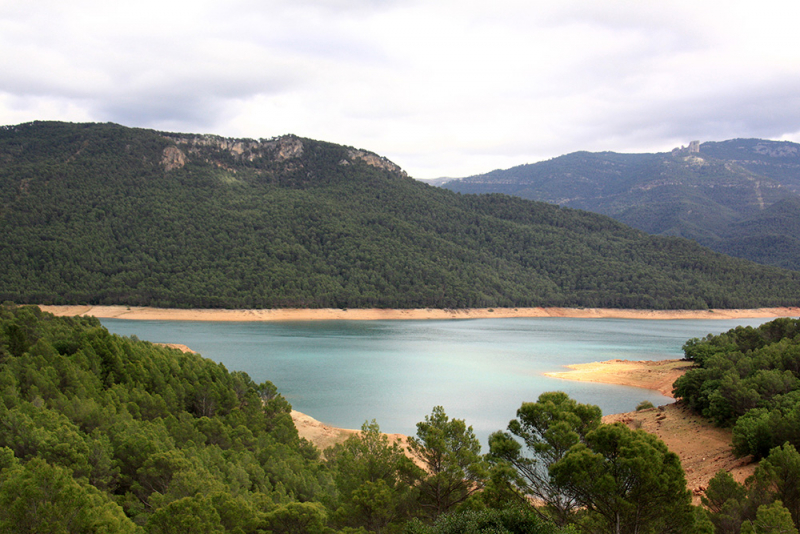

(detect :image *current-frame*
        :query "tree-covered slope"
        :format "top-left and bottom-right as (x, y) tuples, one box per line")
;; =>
(3, 121), (800, 309)
(440, 140), (800, 270)
(673, 317), (800, 459)
(0, 303), (584, 533)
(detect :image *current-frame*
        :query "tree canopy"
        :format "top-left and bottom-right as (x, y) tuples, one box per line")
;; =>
(442, 139), (800, 271)
(673, 318), (800, 458)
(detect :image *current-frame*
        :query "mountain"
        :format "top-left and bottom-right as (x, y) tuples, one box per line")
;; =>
(2, 121), (800, 310)
(439, 139), (800, 270)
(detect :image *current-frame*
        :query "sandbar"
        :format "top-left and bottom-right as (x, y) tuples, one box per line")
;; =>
(545, 359), (694, 398)
(38, 305), (800, 322)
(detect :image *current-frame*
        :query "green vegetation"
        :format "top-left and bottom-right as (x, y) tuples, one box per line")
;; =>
(8, 305), (800, 532)
(0, 304), (328, 532)
(407, 406), (487, 518)
(490, 393), (698, 533)
(442, 140), (800, 270)
(405, 507), (577, 534)
(674, 318), (800, 458)
(702, 444), (800, 534)
(3, 122), (800, 309)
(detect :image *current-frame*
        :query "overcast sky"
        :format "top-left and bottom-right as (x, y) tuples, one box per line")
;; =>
(3, 1), (800, 178)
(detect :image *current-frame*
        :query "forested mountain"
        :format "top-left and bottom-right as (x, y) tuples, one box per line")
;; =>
(440, 139), (800, 270)
(3, 122), (800, 309)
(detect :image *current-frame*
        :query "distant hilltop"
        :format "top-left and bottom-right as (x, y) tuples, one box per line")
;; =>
(439, 138), (800, 271)
(671, 140), (700, 154)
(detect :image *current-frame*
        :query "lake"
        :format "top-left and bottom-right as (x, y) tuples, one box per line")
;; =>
(101, 316), (776, 445)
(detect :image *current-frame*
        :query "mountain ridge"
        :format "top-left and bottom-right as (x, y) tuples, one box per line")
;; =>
(439, 139), (800, 270)
(3, 121), (800, 310)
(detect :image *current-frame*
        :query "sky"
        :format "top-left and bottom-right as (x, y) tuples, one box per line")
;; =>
(3, 0), (800, 179)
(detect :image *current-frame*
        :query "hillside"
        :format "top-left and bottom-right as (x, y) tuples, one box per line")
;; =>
(440, 140), (800, 270)
(2, 121), (800, 309)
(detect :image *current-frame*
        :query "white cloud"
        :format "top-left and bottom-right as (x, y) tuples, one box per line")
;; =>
(2, 0), (800, 177)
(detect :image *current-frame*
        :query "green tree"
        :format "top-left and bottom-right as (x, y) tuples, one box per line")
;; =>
(702, 470), (752, 534)
(326, 420), (421, 532)
(550, 423), (695, 534)
(488, 392), (601, 525)
(264, 501), (328, 534)
(404, 506), (578, 534)
(145, 494), (224, 534)
(741, 501), (798, 534)
(0, 457), (138, 534)
(752, 443), (800, 530)
(407, 406), (487, 519)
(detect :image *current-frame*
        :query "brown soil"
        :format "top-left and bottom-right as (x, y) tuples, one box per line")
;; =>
(290, 410), (411, 459)
(604, 404), (756, 502)
(155, 343), (197, 353)
(291, 410), (362, 452)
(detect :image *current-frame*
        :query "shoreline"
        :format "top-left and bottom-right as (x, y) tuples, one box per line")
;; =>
(545, 359), (695, 399)
(38, 305), (800, 322)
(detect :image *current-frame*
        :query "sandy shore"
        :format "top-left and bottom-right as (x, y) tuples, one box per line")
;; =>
(545, 359), (695, 398)
(39, 305), (800, 322)
(291, 410), (410, 456)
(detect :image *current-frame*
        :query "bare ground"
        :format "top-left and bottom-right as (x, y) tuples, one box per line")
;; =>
(604, 403), (756, 502)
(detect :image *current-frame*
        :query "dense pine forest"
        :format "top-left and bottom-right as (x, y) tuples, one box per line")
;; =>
(3, 121), (800, 310)
(5, 306), (800, 533)
(440, 140), (800, 271)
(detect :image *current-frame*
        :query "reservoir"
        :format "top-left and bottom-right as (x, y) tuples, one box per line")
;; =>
(101, 316), (777, 444)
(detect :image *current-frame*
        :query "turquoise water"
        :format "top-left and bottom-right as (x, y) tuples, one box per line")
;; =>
(101, 316), (779, 445)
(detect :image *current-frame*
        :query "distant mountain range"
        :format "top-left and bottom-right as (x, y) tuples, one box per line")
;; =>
(2, 122), (800, 310)
(438, 139), (800, 270)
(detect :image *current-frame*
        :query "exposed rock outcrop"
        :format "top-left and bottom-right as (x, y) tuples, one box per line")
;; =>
(160, 131), (406, 176)
(161, 146), (187, 171)
(163, 133), (304, 164)
(346, 149), (408, 177)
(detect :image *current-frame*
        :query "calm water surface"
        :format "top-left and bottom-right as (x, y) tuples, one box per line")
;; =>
(101, 317), (777, 444)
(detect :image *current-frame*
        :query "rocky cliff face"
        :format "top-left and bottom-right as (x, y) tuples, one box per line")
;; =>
(160, 133), (406, 176)
(345, 148), (408, 177)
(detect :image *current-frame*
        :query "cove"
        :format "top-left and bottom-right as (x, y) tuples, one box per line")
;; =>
(101, 316), (776, 445)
